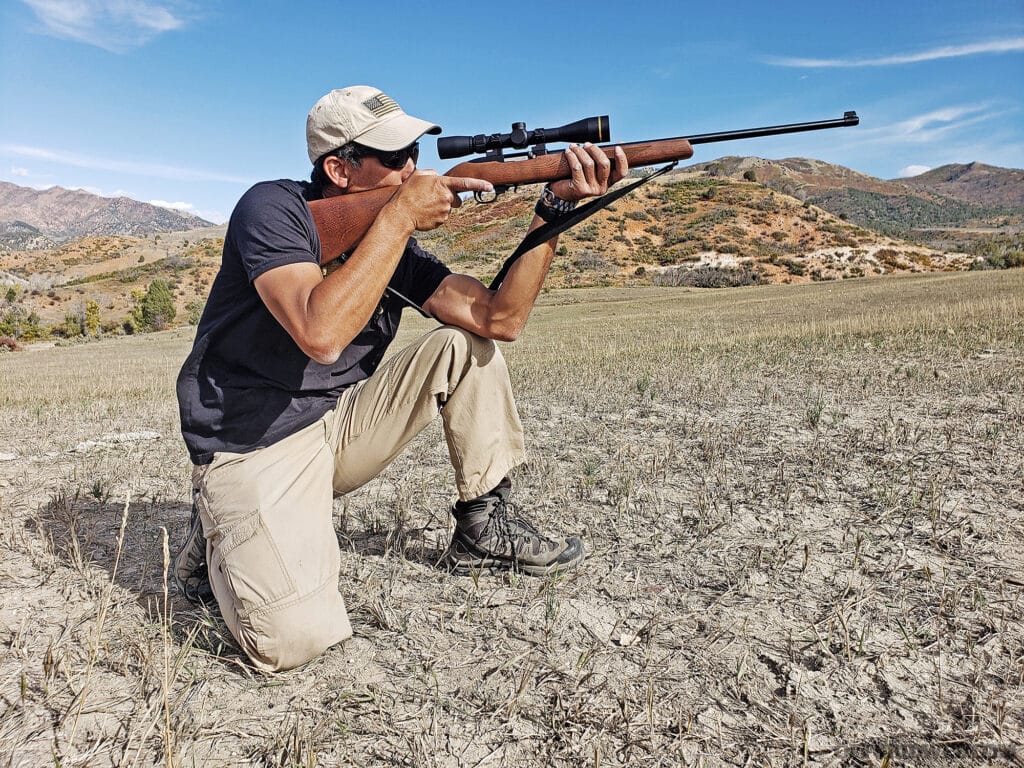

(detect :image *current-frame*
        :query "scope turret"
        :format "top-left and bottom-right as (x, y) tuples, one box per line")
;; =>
(437, 116), (611, 159)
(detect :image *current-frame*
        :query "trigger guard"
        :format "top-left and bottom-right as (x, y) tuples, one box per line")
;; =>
(474, 189), (498, 203)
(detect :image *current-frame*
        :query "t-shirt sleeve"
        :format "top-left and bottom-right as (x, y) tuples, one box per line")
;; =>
(226, 182), (321, 283)
(392, 238), (452, 311)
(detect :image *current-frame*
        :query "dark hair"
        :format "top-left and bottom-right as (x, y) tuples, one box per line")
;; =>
(309, 144), (362, 198)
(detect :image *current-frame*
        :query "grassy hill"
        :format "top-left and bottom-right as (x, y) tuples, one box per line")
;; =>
(683, 157), (1024, 250)
(899, 162), (1024, 207)
(0, 228), (225, 337)
(417, 175), (970, 288)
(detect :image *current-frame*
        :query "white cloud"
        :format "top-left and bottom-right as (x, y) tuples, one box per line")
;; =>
(149, 199), (194, 211)
(765, 36), (1024, 68)
(889, 105), (994, 141)
(65, 184), (105, 195)
(853, 104), (1001, 146)
(0, 143), (253, 185)
(10, 167), (30, 177)
(898, 165), (931, 178)
(20, 0), (186, 52)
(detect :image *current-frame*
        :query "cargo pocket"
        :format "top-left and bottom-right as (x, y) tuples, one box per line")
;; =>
(215, 510), (296, 615)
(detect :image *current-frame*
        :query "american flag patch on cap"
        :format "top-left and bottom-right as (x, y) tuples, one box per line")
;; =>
(362, 93), (401, 117)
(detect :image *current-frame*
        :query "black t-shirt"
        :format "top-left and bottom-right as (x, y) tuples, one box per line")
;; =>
(176, 179), (451, 465)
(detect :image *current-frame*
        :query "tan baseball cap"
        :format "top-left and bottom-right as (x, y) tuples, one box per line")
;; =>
(306, 86), (442, 164)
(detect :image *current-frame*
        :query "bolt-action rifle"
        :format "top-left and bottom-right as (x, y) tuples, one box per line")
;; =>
(309, 111), (859, 282)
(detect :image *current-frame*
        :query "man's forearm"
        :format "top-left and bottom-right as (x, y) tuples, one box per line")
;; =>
(483, 214), (558, 335)
(311, 207), (415, 343)
(256, 204), (414, 365)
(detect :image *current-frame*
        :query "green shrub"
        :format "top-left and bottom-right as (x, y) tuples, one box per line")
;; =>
(776, 257), (805, 276)
(134, 279), (177, 331)
(84, 299), (101, 337)
(654, 264), (764, 288)
(0, 305), (46, 341)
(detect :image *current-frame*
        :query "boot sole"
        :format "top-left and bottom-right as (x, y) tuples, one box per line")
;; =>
(443, 547), (585, 577)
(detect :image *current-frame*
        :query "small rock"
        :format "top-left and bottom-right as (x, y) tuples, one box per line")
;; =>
(613, 631), (641, 647)
(680, 741), (700, 765)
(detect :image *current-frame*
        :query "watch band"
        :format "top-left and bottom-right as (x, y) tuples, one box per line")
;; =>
(535, 185), (578, 223)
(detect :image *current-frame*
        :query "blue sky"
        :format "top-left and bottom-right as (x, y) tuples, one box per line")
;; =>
(1, 1), (1022, 224)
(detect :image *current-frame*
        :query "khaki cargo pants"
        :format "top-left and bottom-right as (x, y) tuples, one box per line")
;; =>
(191, 327), (526, 672)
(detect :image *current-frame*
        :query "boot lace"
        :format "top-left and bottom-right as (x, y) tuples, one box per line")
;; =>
(485, 496), (558, 558)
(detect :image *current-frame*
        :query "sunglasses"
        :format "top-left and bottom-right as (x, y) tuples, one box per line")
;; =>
(352, 141), (419, 170)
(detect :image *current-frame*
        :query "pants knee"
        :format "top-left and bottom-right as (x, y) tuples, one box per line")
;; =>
(428, 325), (497, 367)
(430, 325), (493, 360)
(234, 587), (352, 672)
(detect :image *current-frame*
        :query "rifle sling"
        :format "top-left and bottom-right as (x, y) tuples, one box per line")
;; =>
(488, 161), (678, 290)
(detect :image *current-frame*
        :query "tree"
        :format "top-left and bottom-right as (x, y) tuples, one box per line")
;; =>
(60, 309), (85, 338)
(185, 299), (206, 325)
(0, 304), (44, 340)
(84, 299), (101, 337)
(135, 279), (177, 331)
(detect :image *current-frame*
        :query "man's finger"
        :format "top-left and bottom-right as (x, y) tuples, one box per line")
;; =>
(574, 145), (597, 186)
(578, 144), (596, 170)
(443, 176), (494, 195)
(589, 144), (611, 187)
(610, 145), (629, 183)
(565, 145), (585, 178)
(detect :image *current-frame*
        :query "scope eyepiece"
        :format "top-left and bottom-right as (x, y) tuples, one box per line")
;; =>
(437, 116), (610, 159)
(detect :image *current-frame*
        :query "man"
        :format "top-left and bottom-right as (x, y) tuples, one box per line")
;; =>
(174, 86), (627, 671)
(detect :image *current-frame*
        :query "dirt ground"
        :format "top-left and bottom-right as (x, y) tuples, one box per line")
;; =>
(1, 272), (1022, 767)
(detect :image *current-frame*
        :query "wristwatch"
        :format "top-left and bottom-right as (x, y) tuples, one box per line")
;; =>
(535, 185), (578, 223)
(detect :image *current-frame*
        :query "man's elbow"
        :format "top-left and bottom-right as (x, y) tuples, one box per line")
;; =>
(299, 333), (343, 365)
(485, 317), (524, 343)
(309, 347), (342, 365)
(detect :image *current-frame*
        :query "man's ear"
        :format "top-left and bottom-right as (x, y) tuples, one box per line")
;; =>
(323, 155), (350, 190)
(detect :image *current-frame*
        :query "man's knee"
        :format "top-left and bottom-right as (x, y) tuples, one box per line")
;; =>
(425, 325), (497, 367)
(232, 586), (352, 672)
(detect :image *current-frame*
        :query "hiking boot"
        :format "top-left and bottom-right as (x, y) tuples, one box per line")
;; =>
(172, 500), (215, 605)
(444, 478), (585, 576)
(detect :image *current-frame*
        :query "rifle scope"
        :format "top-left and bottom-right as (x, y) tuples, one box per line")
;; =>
(437, 116), (610, 160)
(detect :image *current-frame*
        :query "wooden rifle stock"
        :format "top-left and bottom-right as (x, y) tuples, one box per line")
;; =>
(445, 139), (693, 187)
(308, 186), (397, 266)
(307, 139), (694, 264)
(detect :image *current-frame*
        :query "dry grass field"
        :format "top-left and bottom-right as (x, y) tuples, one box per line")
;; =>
(1, 270), (1022, 767)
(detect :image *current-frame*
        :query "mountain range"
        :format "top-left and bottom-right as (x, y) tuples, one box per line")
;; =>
(680, 159), (1022, 250)
(0, 181), (213, 251)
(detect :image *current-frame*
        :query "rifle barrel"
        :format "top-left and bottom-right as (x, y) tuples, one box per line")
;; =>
(683, 111), (859, 146)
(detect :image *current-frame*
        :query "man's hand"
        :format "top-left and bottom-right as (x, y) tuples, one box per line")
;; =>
(385, 172), (494, 232)
(547, 143), (629, 202)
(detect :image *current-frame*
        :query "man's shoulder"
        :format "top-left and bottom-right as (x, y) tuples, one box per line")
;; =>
(228, 179), (316, 234)
(236, 179), (311, 209)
